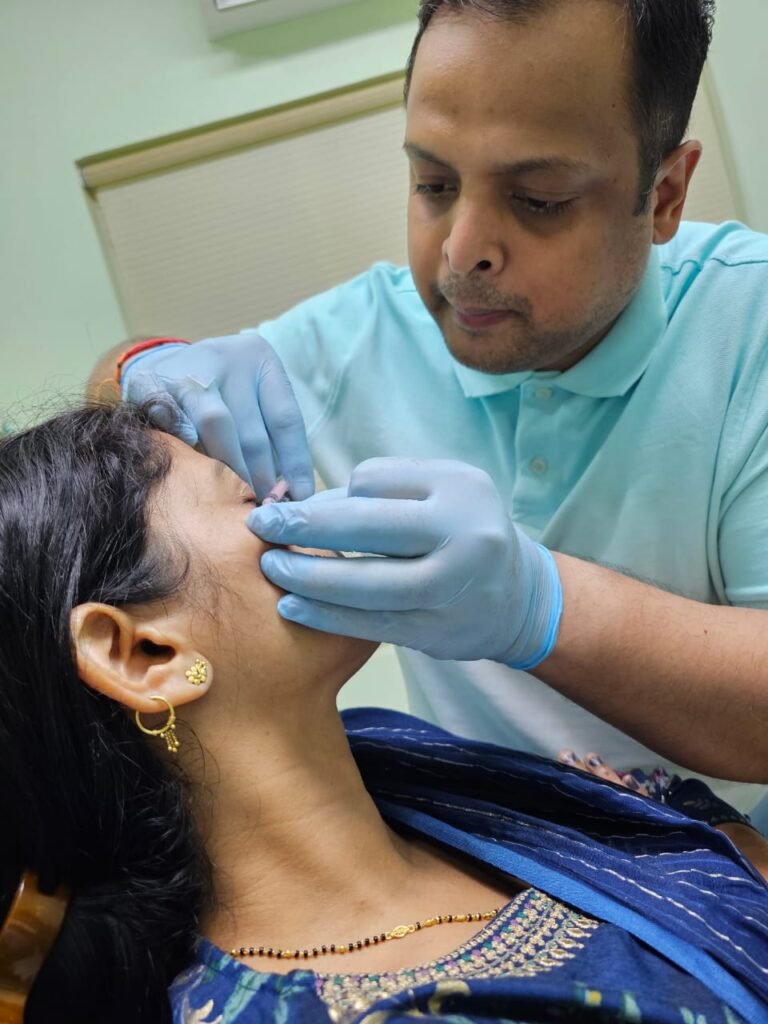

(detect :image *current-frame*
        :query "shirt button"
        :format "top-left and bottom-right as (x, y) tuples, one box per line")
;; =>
(535, 387), (553, 401)
(530, 457), (549, 476)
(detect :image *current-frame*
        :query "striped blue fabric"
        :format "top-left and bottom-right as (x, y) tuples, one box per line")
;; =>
(345, 708), (768, 1022)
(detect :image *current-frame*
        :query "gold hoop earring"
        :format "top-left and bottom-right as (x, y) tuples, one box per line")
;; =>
(185, 657), (208, 686)
(135, 695), (180, 753)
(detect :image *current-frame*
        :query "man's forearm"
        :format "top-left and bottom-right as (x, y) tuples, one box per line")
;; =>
(86, 341), (128, 403)
(85, 337), (162, 403)
(536, 553), (768, 781)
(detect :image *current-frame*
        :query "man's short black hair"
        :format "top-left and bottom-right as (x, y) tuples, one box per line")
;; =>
(404, 0), (716, 210)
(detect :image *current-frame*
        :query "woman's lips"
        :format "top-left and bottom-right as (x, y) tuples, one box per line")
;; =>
(453, 307), (517, 330)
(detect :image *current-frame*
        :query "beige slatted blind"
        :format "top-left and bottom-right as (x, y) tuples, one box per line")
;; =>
(82, 77), (408, 341)
(684, 73), (743, 225)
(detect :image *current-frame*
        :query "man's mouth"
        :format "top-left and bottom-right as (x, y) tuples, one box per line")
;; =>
(452, 306), (519, 330)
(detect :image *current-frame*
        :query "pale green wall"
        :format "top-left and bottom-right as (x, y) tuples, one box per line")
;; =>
(708, 0), (768, 233)
(0, 1), (766, 423)
(0, 0), (418, 421)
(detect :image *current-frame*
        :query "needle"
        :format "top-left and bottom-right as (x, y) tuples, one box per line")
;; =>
(262, 479), (291, 505)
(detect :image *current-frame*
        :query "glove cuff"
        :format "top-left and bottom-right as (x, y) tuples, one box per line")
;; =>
(505, 542), (563, 671)
(117, 338), (190, 390)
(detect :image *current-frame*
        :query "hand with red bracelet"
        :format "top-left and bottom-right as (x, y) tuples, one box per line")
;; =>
(118, 334), (314, 501)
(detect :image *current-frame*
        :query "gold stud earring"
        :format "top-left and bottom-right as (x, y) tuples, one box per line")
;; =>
(185, 657), (208, 687)
(135, 695), (180, 753)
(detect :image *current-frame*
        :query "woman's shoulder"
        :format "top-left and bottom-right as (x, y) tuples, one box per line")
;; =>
(169, 939), (325, 1023)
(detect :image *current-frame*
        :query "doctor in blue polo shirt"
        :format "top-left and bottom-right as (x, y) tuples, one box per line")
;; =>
(118, 0), (768, 818)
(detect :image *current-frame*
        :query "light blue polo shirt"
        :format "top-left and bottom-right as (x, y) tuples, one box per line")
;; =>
(256, 221), (768, 813)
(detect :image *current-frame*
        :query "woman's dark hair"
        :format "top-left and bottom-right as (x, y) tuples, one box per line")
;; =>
(404, 0), (716, 210)
(0, 404), (211, 1021)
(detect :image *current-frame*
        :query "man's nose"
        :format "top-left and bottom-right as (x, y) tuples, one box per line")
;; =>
(442, 198), (506, 277)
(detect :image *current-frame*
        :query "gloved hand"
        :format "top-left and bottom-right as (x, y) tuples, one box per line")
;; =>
(248, 458), (563, 669)
(121, 333), (314, 500)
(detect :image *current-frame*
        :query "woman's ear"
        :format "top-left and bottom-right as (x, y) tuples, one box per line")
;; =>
(70, 602), (213, 713)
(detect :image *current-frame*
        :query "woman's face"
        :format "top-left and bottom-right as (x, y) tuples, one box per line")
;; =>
(150, 435), (377, 700)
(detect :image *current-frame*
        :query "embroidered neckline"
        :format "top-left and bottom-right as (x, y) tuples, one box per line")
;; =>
(315, 888), (600, 1024)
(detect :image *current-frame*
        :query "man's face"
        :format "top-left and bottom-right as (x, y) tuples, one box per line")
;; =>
(405, 2), (655, 374)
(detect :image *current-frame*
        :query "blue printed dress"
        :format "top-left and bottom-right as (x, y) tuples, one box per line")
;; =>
(170, 710), (768, 1023)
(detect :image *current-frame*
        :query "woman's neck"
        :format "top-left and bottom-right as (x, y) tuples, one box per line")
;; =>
(194, 692), (435, 954)
(192, 686), (522, 973)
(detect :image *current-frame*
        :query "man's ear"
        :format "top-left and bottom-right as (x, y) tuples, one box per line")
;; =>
(652, 140), (702, 245)
(70, 602), (213, 714)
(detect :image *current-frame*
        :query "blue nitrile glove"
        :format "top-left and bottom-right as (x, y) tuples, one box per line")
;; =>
(121, 333), (314, 500)
(248, 458), (563, 668)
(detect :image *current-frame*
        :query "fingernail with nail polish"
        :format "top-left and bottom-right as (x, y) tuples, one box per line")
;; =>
(587, 755), (604, 769)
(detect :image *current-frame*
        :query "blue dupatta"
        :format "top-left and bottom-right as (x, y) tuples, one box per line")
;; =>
(346, 708), (768, 1022)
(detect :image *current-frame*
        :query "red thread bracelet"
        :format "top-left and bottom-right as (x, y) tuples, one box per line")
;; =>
(115, 337), (191, 385)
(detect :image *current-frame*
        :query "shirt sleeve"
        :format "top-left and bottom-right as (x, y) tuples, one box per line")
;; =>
(718, 351), (768, 609)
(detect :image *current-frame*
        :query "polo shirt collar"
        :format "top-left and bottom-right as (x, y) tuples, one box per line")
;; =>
(452, 248), (666, 399)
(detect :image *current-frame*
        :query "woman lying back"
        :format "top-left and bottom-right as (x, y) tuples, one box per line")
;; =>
(0, 404), (766, 1023)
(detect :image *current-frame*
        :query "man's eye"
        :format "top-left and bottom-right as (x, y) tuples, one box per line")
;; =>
(414, 183), (456, 198)
(513, 195), (575, 218)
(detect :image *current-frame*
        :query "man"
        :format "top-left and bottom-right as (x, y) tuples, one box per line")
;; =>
(109, 0), (768, 814)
